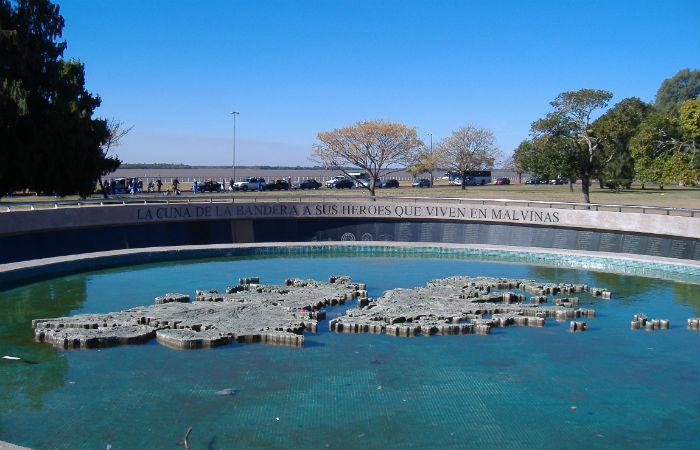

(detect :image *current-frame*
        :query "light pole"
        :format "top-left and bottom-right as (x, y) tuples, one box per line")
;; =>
(230, 111), (239, 191)
(426, 132), (433, 186)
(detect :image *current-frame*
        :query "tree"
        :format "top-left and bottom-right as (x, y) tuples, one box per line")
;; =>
(531, 89), (613, 203)
(654, 68), (700, 114)
(0, 0), (120, 198)
(628, 97), (700, 189)
(501, 155), (518, 183)
(437, 125), (500, 190)
(407, 147), (441, 185)
(311, 120), (423, 196)
(678, 97), (700, 165)
(591, 97), (652, 190)
(630, 112), (674, 188)
(97, 119), (132, 198)
(513, 136), (576, 189)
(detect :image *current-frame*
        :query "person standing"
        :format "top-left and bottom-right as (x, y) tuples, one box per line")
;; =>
(193, 180), (199, 194)
(173, 178), (180, 195)
(156, 178), (162, 192)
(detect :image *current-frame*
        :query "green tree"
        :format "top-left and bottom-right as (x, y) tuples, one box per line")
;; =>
(678, 98), (700, 163)
(629, 111), (698, 188)
(514, 136), (576, 189)
(654, 68), (700, 114)
(0, 0), (120, 198)
(531, 89), (613, 203)
(591, 97), (652, 190)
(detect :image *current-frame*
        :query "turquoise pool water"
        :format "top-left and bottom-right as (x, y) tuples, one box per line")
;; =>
(1, 255), (699, 450)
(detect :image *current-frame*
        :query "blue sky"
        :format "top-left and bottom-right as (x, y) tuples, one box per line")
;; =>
(57, 0), (700, 166)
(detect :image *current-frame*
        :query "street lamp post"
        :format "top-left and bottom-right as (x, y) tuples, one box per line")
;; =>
(230, 111), (239, 191)
(426, 132), (433, 185)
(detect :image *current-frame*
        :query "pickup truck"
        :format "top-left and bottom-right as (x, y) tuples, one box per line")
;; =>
(233, 177), (266, 191)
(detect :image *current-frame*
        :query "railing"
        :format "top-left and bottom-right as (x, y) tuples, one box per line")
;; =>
(1, 194), (699, 217)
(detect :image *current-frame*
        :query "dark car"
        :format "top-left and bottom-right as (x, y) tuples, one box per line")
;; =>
(295, 179), (321, 190)
(495, 177), (511, 185)
(382, 179), (399, 188)
(550, 178), (567, 185)
(199, 180), (223, 192)
(264, 180), (290, 191)
(330, 178), (354, 189)
(412, 178), (431, 188)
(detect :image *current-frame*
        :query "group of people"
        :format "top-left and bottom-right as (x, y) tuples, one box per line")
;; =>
(105, 178), (180, 195)
(104, 176), (300, 196)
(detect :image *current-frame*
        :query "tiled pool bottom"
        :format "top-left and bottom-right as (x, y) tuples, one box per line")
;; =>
(1, 256), (699, 449)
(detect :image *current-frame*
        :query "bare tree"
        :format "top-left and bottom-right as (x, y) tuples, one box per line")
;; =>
(311, 120), (423, 196)
(98, 119), (133, 198)
(438, 125), (501, 189)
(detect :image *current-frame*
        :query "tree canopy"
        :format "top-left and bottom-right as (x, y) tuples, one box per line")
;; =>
(311, 120), (423, 196)
(591, 97), (652, 189)
(0, 0), (120, 198)
(654, 68), (700, 114)
(437, 125), (500, 190)
(531, 89), (613, 203)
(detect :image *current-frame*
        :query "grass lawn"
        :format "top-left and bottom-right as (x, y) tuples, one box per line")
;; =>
(2, 181), (699, 209)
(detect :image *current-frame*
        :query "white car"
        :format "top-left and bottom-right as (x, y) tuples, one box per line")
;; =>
(233, 177), (266, 191)
(356, 178), (383, 188)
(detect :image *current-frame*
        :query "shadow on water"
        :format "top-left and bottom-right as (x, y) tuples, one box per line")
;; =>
(673, 283), (700, 315)
(0, 276), (87, 415)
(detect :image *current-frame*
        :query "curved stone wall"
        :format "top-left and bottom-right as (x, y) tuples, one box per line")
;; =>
(1, 200), (699, 264)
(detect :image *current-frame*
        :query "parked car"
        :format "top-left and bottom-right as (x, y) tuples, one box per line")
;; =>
(199, 180), (224, 193)
(294, 179), (321, 190)
(264, 180), (290, 191)
(525, 177), (546, 184)
(325, 177), (354, 189)
(356, 178), (384, 188)
(549, 178), (567, 185)
(382, 179), (399, 188)
(495, 177), (511, 185)
(233, 177), (266, 191)
(412, 178), (431, 188)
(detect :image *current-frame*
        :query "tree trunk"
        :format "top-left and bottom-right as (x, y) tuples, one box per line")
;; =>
(517, 172), (522, 184)
(98, 176), (109, 199)
(569, 179), (573, 192)
(370, 178), (376, 200)
(598, 178), (604, 189)
(581, 176), (591, 204)
(461, 171), (466, 190)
